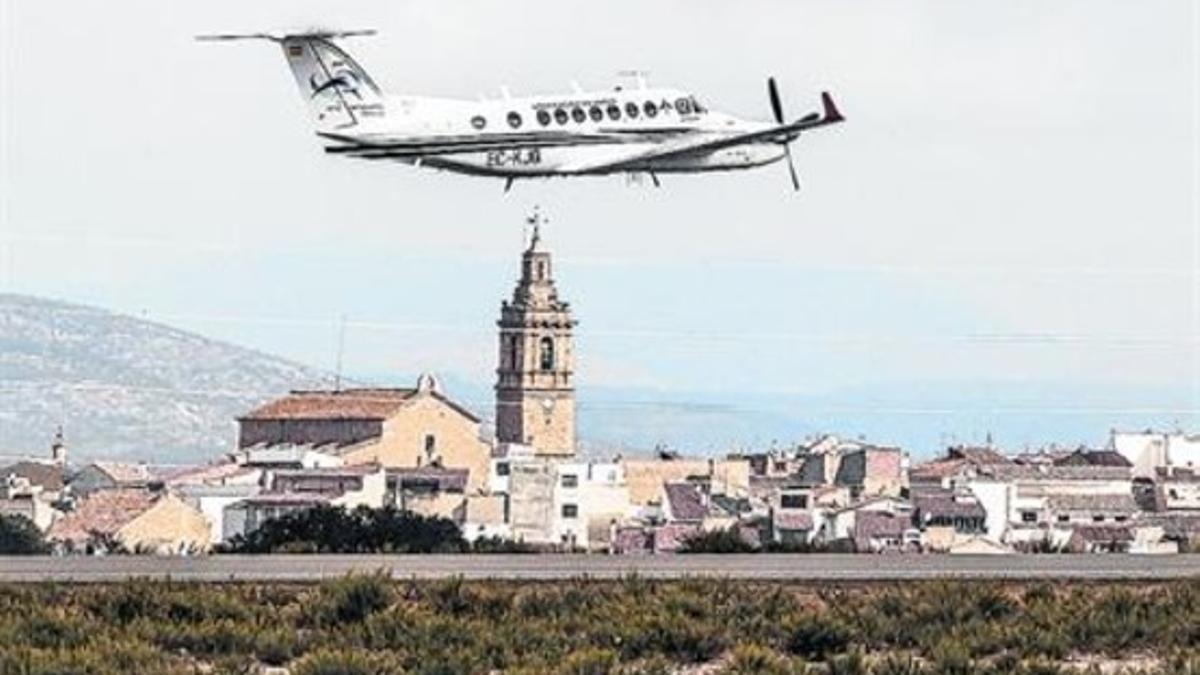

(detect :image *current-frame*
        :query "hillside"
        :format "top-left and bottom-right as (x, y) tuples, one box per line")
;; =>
(0, 294), (328, 463)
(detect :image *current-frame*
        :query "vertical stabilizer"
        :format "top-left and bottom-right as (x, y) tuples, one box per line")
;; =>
(198, 30), (383, 131)
(280, 36), (383, 130)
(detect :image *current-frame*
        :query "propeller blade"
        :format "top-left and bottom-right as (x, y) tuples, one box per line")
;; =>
(768, 77), (784, 124)
(784, 144), (799, 191)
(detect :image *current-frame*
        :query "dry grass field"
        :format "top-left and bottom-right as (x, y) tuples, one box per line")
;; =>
(0, 577), (1198, 674)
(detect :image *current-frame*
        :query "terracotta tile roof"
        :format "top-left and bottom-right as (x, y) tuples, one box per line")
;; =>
(241, 388), (417, 421)
(910, 459), (968, 481)
(912, 488), (987, 520)
(48, 489), (157, 544)
(90, 462), (153, 484)
(663, 482), (707, 521)
(1, 461), (64, 491)
(240, 388), (482, 424)
(855, 511), (908, 544)
(163, 461), (254, 486)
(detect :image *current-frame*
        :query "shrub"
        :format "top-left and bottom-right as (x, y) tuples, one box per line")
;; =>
(679, 527), (758, 554)
(0, 514), (47, 554)
(306, 573), (395, 626)
(255, 627), (302, 666)
(786, 613), (851, 660)
(720, 643), (795, 675)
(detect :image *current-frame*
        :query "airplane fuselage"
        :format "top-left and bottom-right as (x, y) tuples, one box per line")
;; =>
(326, 88), (786, 177)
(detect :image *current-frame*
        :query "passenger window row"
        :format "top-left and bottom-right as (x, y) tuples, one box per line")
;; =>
(473, 97), (706, 130)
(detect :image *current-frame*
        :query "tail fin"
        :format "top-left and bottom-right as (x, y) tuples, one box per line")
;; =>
(198, 30), (384, 130)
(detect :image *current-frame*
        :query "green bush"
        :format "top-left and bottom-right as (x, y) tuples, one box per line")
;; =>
(678, 526), (758, 553)
(0, 514), (48, 554)
(223, 505), (466, 554)
(306, 572), (395, 626)
(786, 613), (852, 660)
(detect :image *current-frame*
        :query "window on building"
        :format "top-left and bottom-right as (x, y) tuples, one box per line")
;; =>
(507, 111), (522, 129)
(561, 474), (578, 488)
(571, 107), (586, 123)
(589, 106), (603, 122)
(537, 109), (552, 126)
(495, 462), (510, 477)
(539, 336), (555, 371)
(625, 102), (640, 119)
(643, 101), (658, 117)
(606, 104), (621, 120)
(780, 494), (808, 509)
(554, 108), (569, 125)
(1021, 511), (1037, 523)
(1092, 515), (1106, 522)
(1115, 515), (1128, 522)
(561, 504), (579, 519)
(424, 434), (436, 455)
(508, 337), (519, 370)
(1057, 514), (1069, 523)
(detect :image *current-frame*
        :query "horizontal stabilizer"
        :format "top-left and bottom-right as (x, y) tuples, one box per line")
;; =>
(195, 29), (376, 43)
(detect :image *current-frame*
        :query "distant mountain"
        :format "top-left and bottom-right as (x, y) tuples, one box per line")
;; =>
(0, 294), (329, 463)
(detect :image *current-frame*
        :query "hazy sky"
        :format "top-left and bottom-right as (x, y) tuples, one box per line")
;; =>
(1, 1), (1197, 453)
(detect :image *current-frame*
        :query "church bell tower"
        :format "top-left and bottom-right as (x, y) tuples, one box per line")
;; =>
(495, 210), (577, 457)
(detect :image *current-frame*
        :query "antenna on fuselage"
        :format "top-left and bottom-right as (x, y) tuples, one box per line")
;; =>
(617, 70), (649, 90)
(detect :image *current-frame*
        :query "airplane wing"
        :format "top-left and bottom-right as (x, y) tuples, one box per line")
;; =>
(560, 91), (844, 174)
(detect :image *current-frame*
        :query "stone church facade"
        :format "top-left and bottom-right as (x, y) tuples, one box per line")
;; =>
(494, 222), (577, 457)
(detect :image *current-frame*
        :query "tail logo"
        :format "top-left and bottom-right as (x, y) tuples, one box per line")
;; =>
(309, 70), (363, 100)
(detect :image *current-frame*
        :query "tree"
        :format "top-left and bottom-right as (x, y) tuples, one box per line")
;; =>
(0, 514), (48, 554)
(221, 505), (468, 554)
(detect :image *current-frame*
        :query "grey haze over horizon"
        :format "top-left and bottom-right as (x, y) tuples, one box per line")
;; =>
(1, 1), (1198, 459)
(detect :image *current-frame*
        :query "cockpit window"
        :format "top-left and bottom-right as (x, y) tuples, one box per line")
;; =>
(589, 106), (603, 122)
(571, 107), (587, 123)
(691, 97), (707, 113)
(643, 101), (658, 117)
(675, 98), (693, 115)
(625, 102), (640, 119)
(554, 108), (569, 125)
(606, 104), (621, 121)
(537, 109), (551, 126)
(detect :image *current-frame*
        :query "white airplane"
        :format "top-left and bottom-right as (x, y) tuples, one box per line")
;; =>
(199, 29), (844, 191)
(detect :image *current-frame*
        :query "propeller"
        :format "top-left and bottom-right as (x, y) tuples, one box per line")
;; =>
(768, 77), (800, 192)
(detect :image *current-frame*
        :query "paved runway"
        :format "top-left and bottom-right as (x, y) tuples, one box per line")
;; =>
(1, 554), (1199, 582)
